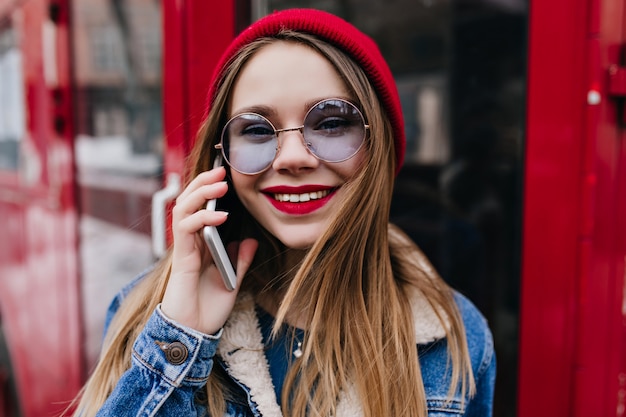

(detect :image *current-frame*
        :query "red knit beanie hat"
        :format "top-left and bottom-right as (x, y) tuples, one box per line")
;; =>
(206, 8), (405, 173)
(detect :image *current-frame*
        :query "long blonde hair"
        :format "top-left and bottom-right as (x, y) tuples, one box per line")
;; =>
(72, 31), (474, 417)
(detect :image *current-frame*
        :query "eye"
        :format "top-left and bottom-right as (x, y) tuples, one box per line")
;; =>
(241, 123), (275, 138)
(226, 114), (276, 144)
(314, 117), (352, 136)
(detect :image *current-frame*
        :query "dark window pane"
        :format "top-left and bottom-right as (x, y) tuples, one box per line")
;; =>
(257, 2), (527, 415)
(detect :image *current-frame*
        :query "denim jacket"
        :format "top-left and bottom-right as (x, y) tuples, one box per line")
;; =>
(95, 277), (496, 417)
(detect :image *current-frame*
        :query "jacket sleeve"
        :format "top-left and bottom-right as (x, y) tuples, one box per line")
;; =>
(96, 305), (220, 417)
(463, 343), (496, 417)
(454, 292), (497, 417)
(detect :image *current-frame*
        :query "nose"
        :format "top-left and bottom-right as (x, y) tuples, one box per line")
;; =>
(271, 129), (319, 173)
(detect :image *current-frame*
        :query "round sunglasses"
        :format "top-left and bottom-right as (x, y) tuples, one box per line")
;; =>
(215, 98), (369, 175)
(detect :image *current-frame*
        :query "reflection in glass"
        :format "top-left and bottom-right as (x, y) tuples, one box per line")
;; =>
(71, 0), (163, 367)
(0, 24), (25, 171)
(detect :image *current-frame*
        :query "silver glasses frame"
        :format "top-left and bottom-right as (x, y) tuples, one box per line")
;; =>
(215, 97), (370, 175)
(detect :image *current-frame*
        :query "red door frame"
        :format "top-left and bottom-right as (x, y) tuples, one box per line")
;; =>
(520, 0), (626, 415)
(0, 0), (83, 416)
(584, 0), (626, 413)
(159, 1), (240, 250)
(162, 0), (239, 178)
(518, 0), (587, 413)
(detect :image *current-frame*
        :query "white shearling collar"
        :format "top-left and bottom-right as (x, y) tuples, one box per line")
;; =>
(217, 290), (446, 417)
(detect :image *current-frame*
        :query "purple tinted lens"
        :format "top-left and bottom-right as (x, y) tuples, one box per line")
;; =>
(303, 99), (365, 162)
(222, 113), (277, 174)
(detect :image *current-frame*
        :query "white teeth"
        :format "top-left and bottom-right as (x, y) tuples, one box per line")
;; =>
(274, 189), (331, 202)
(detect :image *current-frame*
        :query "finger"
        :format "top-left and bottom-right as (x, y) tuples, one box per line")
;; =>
(175, 210), (229, 236)
(235, 238), (259, 284)
(172, 211), (228, 258)
(177, 167), (226, 202)
(173, 181), (228, 218)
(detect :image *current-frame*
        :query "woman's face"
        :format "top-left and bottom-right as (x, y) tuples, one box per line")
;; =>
(227, 41), (365, 249)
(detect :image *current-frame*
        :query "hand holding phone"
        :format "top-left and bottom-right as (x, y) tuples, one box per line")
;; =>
(203, 155), (238, 291)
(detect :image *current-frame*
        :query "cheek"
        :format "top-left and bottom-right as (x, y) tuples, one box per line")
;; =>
(337, 148), (367, 180)
(230, 171), (245, 192)
(230, 172), (258, 208)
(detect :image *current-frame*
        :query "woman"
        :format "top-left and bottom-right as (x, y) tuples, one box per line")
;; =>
(73, 8), (495, 417)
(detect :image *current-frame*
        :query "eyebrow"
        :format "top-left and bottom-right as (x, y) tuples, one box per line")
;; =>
(231, 104), (277, 119)
(231, 96), (355, 119)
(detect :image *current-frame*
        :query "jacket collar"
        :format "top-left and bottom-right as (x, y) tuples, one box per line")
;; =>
(217, 289), (446, 417)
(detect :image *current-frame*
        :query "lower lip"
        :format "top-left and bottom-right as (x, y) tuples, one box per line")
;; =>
(265, 191), (336, 215)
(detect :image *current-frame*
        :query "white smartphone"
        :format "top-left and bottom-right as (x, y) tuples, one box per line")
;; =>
(202, 155), (237, 291)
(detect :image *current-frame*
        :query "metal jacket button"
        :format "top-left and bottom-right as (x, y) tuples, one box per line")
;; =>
(156, 341), (188, 365)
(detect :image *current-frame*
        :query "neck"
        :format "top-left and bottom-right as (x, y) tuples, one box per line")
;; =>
(256, 247), (309, 330)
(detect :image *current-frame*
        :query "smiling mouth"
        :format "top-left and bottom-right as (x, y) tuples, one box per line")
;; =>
(273, 189), (332, 202)
(263, 187), (337, 215)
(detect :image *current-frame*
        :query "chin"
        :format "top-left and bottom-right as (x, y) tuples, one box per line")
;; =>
(278, 238), (316, 250)
(274, 232), (319, 250)
(262, 221), (328, 250)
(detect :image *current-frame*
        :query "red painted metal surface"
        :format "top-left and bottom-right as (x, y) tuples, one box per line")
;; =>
(585, 1), (626, 414)
(161, 0), (237, 248)
(574, 0), (626, 414)
(162, 0), (189, 178)
(520, 0), (626, 416)
(0, 0), (83, 416)
(519, 0), (587, 415)
(615, 115), (626, 417)
(162, 0), (237, 179)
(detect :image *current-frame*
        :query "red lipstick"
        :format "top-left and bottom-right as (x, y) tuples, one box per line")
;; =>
(261, 185), (337, 215)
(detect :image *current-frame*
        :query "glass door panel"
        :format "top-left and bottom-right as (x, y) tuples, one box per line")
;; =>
(70, 0), (163, 368)
(0, 21), (25, 173)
